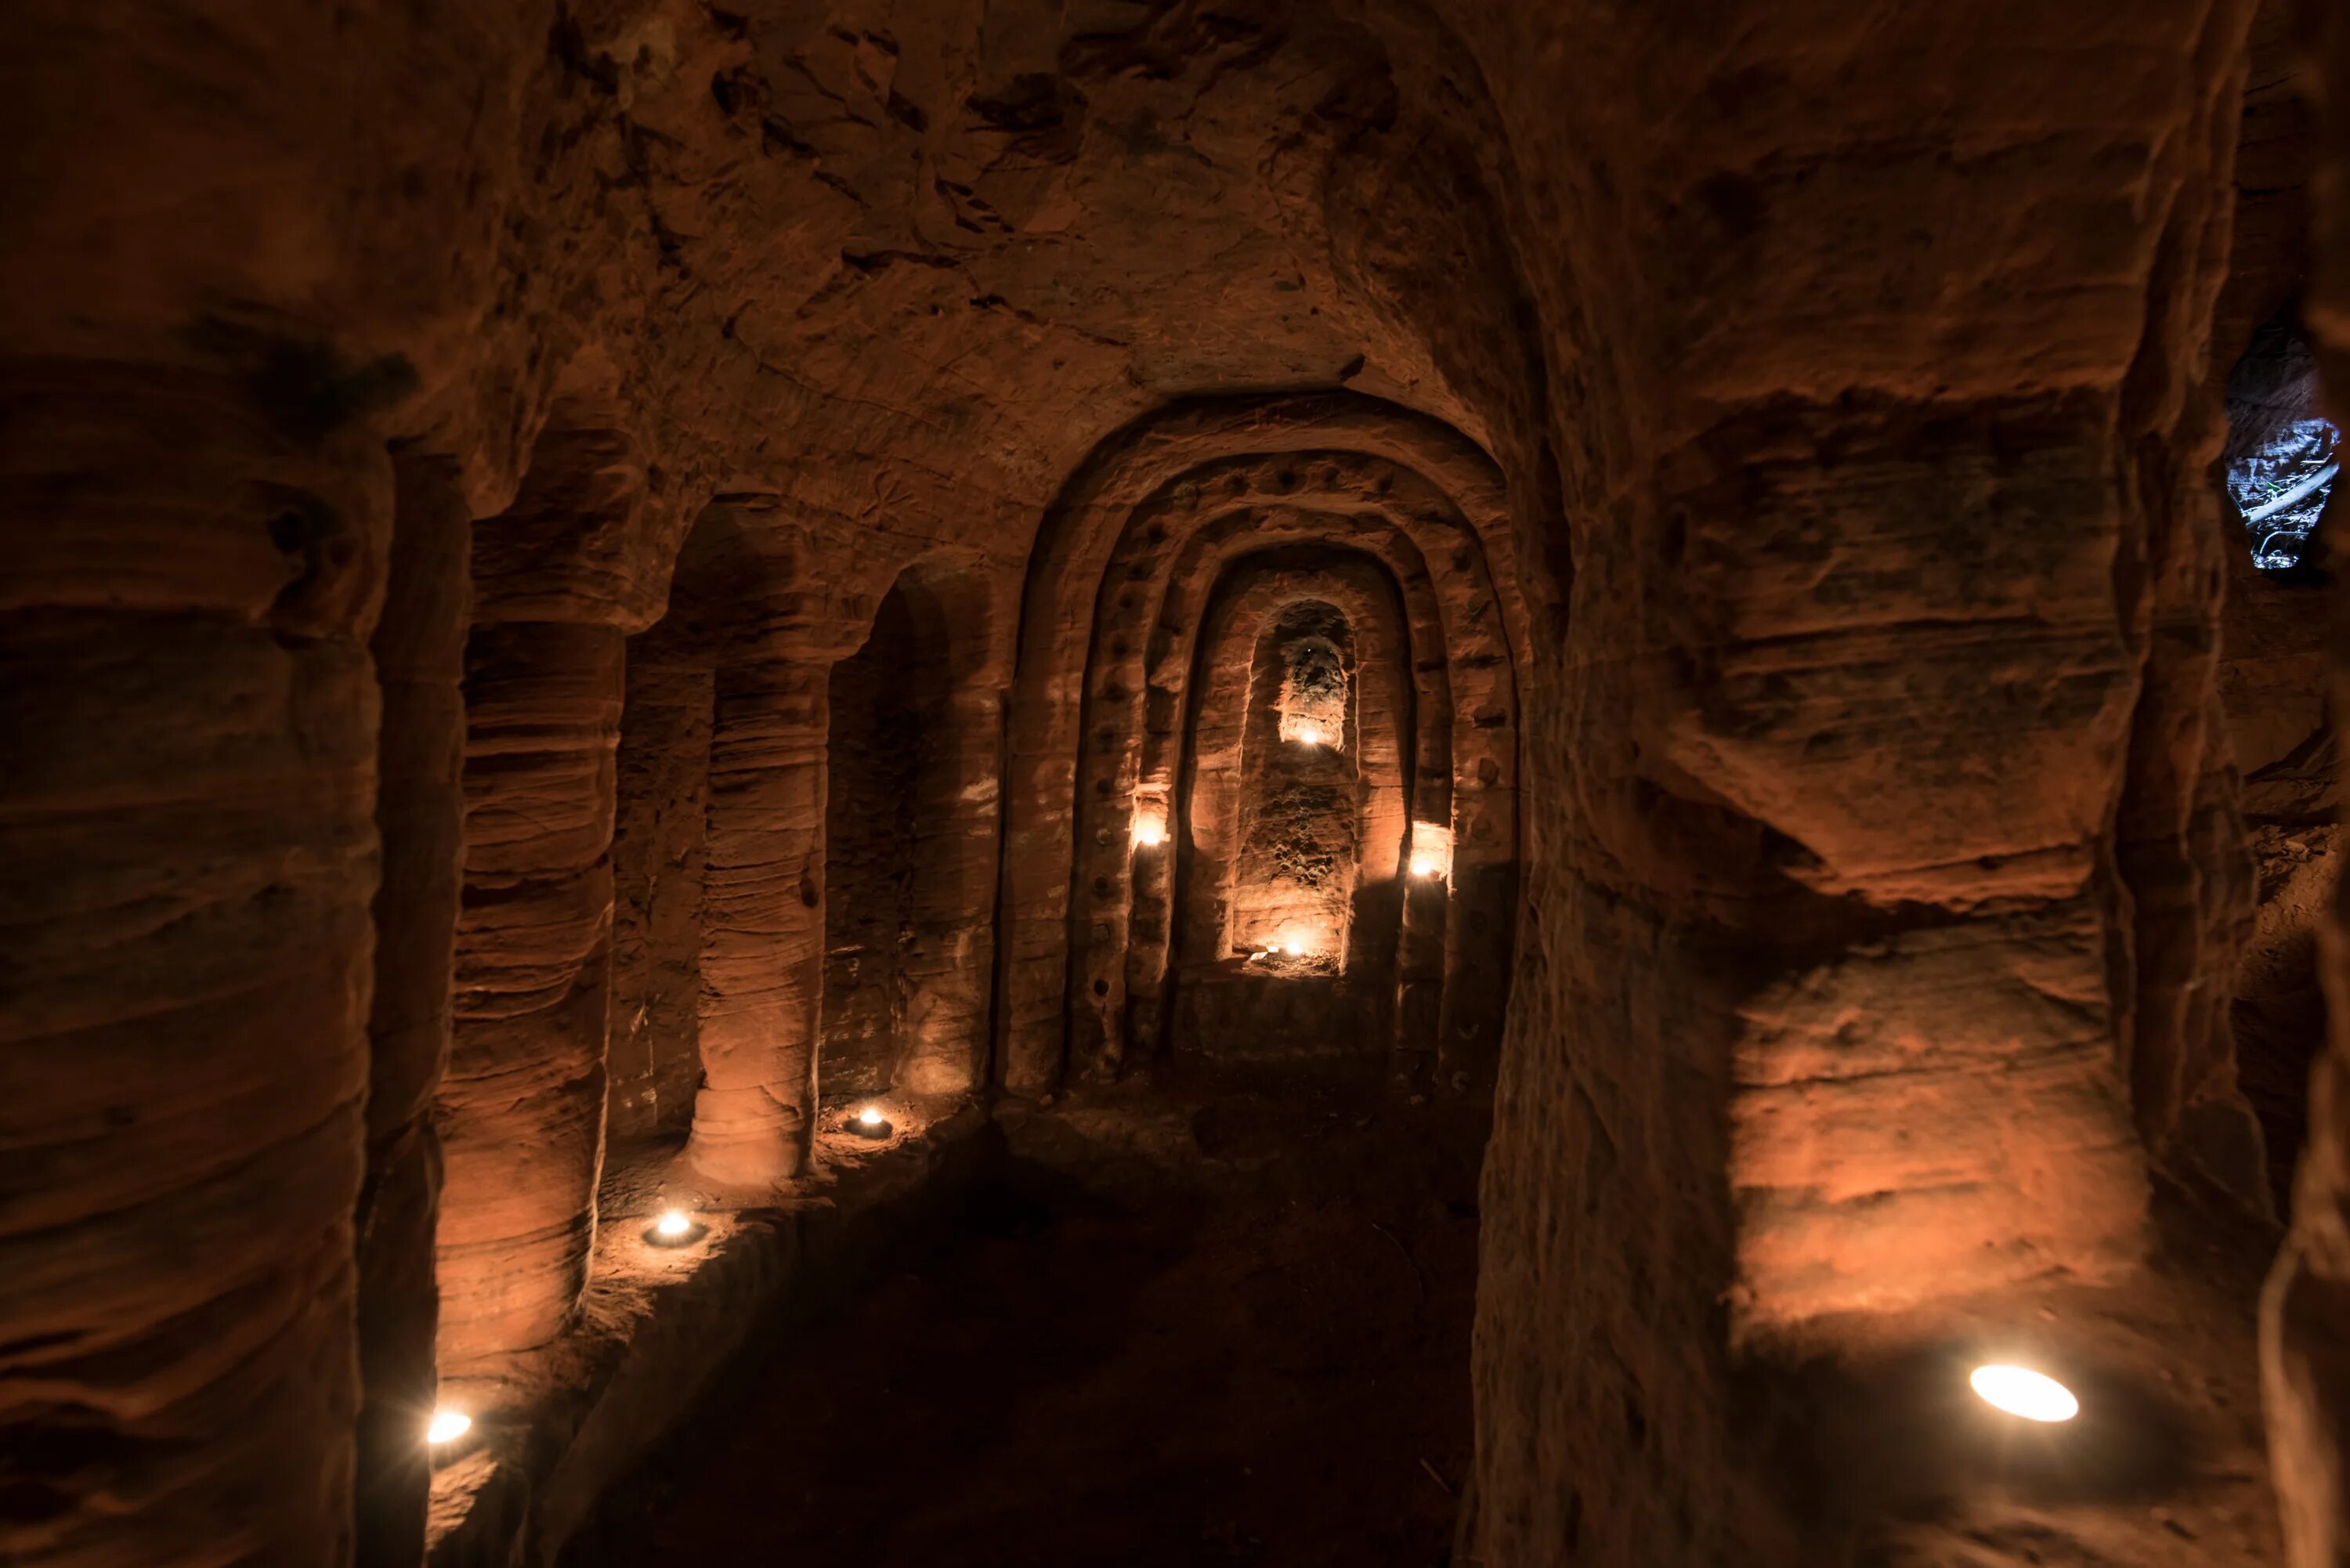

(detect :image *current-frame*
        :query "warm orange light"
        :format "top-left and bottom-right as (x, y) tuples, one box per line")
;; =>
(653, 1209), (692, 1239)
(1410, 822), (1453, 880)
(857, 1105), (886, 1128)
(428, 1408), (471, 1445)
(1133, 811), (1167, 848)
(1969, 1364), (2078, 1422)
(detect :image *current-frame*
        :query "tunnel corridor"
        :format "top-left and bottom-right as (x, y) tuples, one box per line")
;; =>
(13, 2), (2350, 1567)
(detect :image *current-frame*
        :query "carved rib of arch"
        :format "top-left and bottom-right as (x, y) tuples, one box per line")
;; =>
(1086, 525), (1452, 1071)
(1000, 393), (1524, 1091)
(1080, 480), (1514, 1074)
(1148, 532), (1448, 985)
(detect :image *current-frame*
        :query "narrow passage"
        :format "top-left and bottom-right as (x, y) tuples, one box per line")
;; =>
(569, 1075), (1486, 1568)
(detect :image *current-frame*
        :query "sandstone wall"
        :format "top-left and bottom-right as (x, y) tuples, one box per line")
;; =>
(1426, 3), (2269, 1561)
(2263, 4), (2350, 1561)
(0, 1), (2324, 1564)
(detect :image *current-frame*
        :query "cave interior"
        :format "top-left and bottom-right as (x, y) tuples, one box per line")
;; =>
(11, 2), (2350, 1566)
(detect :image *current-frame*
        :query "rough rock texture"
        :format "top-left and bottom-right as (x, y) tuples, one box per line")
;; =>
(1440, 4), (2269, 1563)
(0, 0), (2334, 1563)
(357, 455), (472, 1567)
(690, 645), (830, 1187)
(439, 414), (656, 1372)
(818, 563), (1003, 1104)
(441, 618), (625, 1367)
(2265, 3), (2350, 1560)
(609, 642), (712, 1139)
(0, 365), (390, 1565)
(1003, 399), (1527, 1091)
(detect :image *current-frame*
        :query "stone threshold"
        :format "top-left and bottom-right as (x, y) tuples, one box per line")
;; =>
(425, 1097), (992, 1567)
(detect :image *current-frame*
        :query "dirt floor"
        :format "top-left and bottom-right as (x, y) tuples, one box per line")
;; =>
(563, 1066), (1489, 1568)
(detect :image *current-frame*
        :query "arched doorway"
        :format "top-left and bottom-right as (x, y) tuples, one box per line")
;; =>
(822, 560), (1001, 1104)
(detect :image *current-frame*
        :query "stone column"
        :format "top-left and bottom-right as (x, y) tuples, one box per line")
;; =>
(436, 619), (624, 1368)
(688, 651), (828, 1187)
(0, 362), (388, 1566)
(355, 453), (471, 1565)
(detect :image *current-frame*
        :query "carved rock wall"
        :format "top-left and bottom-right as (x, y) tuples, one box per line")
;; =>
(2263, 5), (2350, 1562)
(0, 365), (391, 1566)
(0, 2), (2327, 1565)
(356, 454), (472, 1566)
(1430, 3), (2268, 1562)
(609, 638), (714, 1140)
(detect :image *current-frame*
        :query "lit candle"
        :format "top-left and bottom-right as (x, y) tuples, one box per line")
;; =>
(851, 1104), (893, 1139)
(428, 1408), (471, 1446)
(642, 1207), (705, 1247)
(1133, 811), (1167, 848)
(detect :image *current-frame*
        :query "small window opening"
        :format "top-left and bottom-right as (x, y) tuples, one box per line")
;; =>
(1276, 634), (1347, 749)
(2226, 314), (2337, 576)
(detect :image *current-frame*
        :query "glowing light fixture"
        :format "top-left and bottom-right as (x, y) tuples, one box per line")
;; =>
(643, 1206), (706, 1247)
(1969, 1364), (2079, 1423)
(1132, 810), (1167, 848)
(1290, 724), (1327, 748)
(851, 1104), (893, 1139)
(654, 1209), (692, 1239)
(1409, 822), (1454, 881)
(428, 1408), (472, 1446)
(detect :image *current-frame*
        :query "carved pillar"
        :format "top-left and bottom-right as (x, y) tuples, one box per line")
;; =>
(0, 362), (389, 1566)
(355, 453), (471, 1565)
(434, 414), (657, 1373)
(437, 620), (624, 1365)
(688, 650), (828, 1186)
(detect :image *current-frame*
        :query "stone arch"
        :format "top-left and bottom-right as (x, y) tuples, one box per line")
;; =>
(1000, 394), (1525, 1092)
(1157, 555), (1423, 1064)
(822, 549), (1007, 1104)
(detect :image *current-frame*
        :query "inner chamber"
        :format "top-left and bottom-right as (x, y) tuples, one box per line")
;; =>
(1168, 557), (1419, 1060)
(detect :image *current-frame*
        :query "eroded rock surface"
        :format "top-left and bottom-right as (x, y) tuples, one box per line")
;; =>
(0, 1), (2339, 1566)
